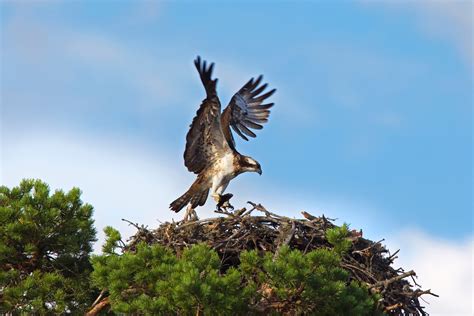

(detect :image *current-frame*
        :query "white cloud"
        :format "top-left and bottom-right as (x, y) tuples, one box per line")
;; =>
(1, 131), (193, 251)
(386, 230), (473, 316)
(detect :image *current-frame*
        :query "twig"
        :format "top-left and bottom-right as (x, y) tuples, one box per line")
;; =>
(85, 297), (110, 316)
(370, 270), (416, 290)
(273, 220), (296, 260)
(412, 289), (439, 298)
(388, 249), (400, 262)
(122, 218), (144, 230)
(214, 209), (234, 216)
(90, 289), (106, 308)
(303, 235), (315, 254)
(301, 211), (317, 221)
(352, 239), (385, 256)
(175, 217), (224, 229)
(234, 207), (247, 217)
(411, 274), (421, 287)
(385, 302), (403, 312)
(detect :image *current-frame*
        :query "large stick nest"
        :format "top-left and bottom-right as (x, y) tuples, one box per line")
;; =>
(123, 202), (437, 315)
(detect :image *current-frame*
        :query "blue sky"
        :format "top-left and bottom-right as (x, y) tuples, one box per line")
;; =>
(1, 1), (472, 314)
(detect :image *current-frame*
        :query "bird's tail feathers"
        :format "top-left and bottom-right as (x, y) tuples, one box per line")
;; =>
(170, 186), (209, 213)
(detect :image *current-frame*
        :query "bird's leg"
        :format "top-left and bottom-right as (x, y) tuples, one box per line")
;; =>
(214, 193), (234, 211)
(183, 204), (198, 222)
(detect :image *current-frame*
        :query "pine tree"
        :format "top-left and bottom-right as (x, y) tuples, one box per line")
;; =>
(0, 179), (97, 314)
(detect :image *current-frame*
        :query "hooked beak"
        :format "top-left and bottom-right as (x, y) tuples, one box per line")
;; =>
(257, 167), (262, 175)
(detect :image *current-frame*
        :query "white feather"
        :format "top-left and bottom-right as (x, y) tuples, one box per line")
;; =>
(211, 152), (236, 196)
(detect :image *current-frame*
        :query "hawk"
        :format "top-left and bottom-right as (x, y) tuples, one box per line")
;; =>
(170, 56), (276, 218)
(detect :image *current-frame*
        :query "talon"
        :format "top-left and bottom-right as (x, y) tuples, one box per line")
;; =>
(217, 193), (234, 211)
(222, 200), (234, 210)
(217, 193), (234, 210)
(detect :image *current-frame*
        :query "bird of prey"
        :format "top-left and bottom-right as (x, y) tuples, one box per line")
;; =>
(170, 56), (276, 219)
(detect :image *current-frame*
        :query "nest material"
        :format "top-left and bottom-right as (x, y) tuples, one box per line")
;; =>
(123, 202), (437, 315)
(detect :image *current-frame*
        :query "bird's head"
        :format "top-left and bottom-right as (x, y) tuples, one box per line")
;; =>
(241, 156), (262, 175)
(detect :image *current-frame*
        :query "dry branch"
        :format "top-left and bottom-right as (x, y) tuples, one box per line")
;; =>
(85, 297), (110, 316)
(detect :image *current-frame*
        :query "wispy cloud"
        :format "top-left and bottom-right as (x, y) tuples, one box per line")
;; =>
(362, 0), (473, 67)
(2, 5), (296, 124)
(128, 0), (163, 25)
(66, 33), (186, 108)
(2, 7), (185, 111)
(412, 0), (473, 67)
(372, 110), (402, 129)
(2, 131), (192, 251)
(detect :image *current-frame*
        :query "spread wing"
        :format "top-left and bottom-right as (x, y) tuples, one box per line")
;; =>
(221, 75), (276, 148)
(184, 56), (230, 174)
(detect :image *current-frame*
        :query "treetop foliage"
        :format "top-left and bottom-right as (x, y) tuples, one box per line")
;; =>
(0, 179), (97, 314)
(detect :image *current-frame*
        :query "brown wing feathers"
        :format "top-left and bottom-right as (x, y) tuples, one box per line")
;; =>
(194, 56), (218, 97)
(183, 57), (225, 174)
(222, 75), (276, 146)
